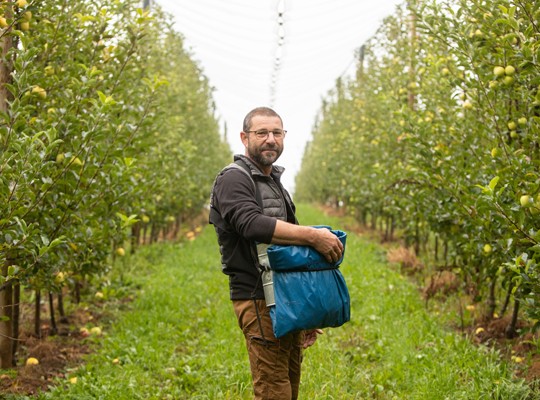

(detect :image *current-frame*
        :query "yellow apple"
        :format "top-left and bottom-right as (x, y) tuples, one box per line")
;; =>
(31, 85), (46, 99)
(493, 66), (505, 77)
(26, 357), (39, 366)
(90, 326), (102, 336)
(520, 195), (531, 207)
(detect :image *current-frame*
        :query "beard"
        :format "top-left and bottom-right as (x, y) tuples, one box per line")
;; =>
(248, 142), (283, 168)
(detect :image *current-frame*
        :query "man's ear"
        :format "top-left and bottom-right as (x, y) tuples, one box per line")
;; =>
(240, 131), (249, 147)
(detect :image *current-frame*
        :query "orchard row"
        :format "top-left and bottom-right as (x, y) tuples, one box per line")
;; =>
(0, 0), (230, 367)
(296, 0), (540, 334)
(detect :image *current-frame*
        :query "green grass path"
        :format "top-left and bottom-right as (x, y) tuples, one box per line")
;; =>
(35, 204), (534, 399)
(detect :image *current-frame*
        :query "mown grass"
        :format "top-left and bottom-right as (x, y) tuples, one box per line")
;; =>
(24, 204), (536, 399)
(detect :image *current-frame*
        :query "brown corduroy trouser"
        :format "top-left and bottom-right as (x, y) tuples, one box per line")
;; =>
(233, 299), (304, 400)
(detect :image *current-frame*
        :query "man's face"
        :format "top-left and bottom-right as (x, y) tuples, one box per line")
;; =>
(241, 115), (284, 168)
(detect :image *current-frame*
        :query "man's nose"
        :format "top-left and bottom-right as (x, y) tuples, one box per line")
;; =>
(265, 132), (277, 143)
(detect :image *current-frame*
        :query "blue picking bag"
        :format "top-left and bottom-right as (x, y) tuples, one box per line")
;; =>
(266, 228), (351, 338)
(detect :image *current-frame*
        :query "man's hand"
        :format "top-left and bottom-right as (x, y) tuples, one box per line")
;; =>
(303, 329), (324, 349)
(312, 228), (344, 263)
(271, 222), (344, 263)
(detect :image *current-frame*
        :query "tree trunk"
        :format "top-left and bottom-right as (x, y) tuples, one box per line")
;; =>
(0, 261), (14, 368)
(49, 292), (57, 335)
(0, 2), (15, 370)
(434, 235), (439, 261)
(74, 281), (81, 304)
(505, 298), (520, 339)
(142, 224), (148, 245)
(500, 284), (512, 316)
(487, 276), (497, 319)
(131, 224), (141, 252)
(58, 292), (68, 323)
(35, 290), (41, 338)
(11, 281), (20, 366)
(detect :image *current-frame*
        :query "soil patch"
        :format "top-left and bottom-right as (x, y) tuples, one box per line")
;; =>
(1, 307), (96, 396)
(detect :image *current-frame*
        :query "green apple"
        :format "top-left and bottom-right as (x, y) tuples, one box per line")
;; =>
(493, 66), (505, 77)
(31, 85), (46, 99)
(463, 100), (473, 110)
(503, 76), (514, 85)
(505, 65), (516, 75)
(520, 195), (531, 207)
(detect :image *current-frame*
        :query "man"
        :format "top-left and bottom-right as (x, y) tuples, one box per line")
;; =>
(209, 107), (344, 400)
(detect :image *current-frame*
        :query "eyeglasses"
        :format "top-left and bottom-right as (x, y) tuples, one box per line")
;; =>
(245, 129), (287, 140)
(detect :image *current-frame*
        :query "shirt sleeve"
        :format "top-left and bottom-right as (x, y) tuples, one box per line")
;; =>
(213, 168), (277, 243)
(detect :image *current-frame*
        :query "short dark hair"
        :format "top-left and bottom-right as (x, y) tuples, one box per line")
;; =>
(242, 107), (283, 132)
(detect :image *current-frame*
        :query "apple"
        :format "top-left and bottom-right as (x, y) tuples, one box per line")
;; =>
(488, 80), (498, 89)
(54, 272), (65, 284)
(31, 85), (46, 99)
(79, 327), (90, 337)
(518, 117), (527, 126)
(56, 153), (65, 163)
(507, 121), (517, 130)
(44, 65), (54, 75)
(505, 65), (516, 75)
(491, 148), (499, 157)
(510, 131), (518, 139)
(493, 66), (505, 77)
(483, 244), (492, 254)
(115, 247), (125, 256)
(520, 195), (531, 207)
(463, 100), (473, 110)
(26, 357), (39, 366)
(0, 17), (8, 28)
(503, 76), (514, 85)
(19, 21), (29, 31)
(69, 156), (83, 167)
(16, 0), (28, 7)
(23, 11), (32, 20)
(90, 326), (102, 336)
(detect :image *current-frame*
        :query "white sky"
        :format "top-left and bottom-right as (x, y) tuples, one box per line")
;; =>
(154, 0), (403, 192)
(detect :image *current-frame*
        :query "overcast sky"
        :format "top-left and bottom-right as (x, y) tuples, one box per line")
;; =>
(154, 0), (404, 192)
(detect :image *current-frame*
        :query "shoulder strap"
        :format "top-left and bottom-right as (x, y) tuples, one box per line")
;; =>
(233, 158), (263, 209)
(208, 159), (264, 272)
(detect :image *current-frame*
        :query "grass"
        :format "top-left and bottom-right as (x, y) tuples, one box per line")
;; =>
(22, 204), (535, 399)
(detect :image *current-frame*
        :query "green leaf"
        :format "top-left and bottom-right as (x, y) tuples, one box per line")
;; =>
(488, 176), (500, 191)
